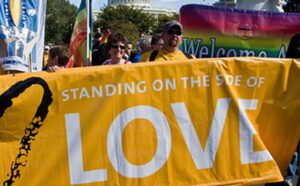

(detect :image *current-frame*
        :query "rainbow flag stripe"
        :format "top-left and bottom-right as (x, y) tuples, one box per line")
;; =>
(67, 0), (92, 67)
(180, 5), (300, 58)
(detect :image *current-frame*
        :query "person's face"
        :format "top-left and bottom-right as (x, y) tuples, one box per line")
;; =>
(47, 53), (58, 68)
(109, 41), (126, 59)
(44, 47), (50, 54)
(163, 26), (182, 48)
(125, 44), (132, 55)
(152, 39), (164, 51)
(97, 28), (101, 33)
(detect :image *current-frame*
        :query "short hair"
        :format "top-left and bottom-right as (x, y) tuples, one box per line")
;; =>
(49, 45), (70, 66)
(151, 34), (162, 45)
(286, 33), (300, 58)
(137, 35), (152, 52)
(107, 32), (128, 50)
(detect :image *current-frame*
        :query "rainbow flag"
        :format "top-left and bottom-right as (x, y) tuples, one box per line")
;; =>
(67, 0), (92, 68)
(180, 5), (300, 58)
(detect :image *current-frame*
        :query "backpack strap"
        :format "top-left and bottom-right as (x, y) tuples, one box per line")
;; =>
(149, 50), (159, 62)
(183, 52), (193, 59)
(149, 50), (193, 61)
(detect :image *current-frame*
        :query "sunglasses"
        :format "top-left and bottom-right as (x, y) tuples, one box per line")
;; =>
(167, 30), (182, 36)
(111, 45), (126, 49)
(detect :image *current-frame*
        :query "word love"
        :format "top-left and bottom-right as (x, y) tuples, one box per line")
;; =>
(64, 98), (272, 185)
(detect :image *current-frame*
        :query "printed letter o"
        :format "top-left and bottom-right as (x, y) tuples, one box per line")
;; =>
(107, 106), (171, 178)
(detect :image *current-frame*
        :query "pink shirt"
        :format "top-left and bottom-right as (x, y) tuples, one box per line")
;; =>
(102, 59), (131, 65)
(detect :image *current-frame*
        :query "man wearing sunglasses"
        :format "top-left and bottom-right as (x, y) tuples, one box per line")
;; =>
(140, 20), (194, 62)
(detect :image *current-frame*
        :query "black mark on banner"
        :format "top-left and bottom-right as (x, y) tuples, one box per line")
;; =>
(0, 77), (53, 186)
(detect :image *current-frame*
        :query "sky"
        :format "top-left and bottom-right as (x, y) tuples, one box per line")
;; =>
(69, 0), (219, 12)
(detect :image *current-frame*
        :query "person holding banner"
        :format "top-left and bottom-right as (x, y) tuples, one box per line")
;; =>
(92, 28), (112, 66)
(45, 46), (70, 72)
(150, 34), (164, 52)
(132, 35), (152, 63)
(286, 33), (300, 59)
(140, 20), (194, 62)
(279, 32), (300, 186)
(138, 34), (163, 62)
(102, 33), (132, 65)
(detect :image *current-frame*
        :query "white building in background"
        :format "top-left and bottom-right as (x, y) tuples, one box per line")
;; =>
(93, 0), (175, 20)
(213, 0), (237, 8)
(213, 0), (284, 12)
(107, 0), (151, 8)
(235, 0), (284, 12)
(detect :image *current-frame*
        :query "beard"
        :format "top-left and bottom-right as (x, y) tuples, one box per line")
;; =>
(168, 39), (179, 47)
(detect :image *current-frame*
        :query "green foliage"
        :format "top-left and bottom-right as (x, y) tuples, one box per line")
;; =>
(283, 0), (300, 12)
(45, 0), (77, 44)
(94, 5), (178, 45)
(95, 5), (156, 35)
(152, 13), (179, 34)
(105, 19), (140, 45)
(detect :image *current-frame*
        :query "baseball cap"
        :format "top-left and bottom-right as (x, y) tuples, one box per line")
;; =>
(163, 20), (183, 33)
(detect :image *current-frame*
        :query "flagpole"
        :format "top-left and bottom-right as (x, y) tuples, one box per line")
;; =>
(86, 0), (91, 66)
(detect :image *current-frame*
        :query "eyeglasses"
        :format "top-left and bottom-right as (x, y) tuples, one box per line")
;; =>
(111, 45), (126, 49)
(167, 30), (182, 36)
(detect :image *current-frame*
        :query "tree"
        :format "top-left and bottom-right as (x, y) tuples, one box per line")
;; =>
(105, 19), (140, 45)
(283, 0), (300, 12)
(94, 5), (156, 44)
(151, 13), (179, 34)
(94, 5), (179, 45)
(95, 5), (156, 34)
(45, 0), (77, 44)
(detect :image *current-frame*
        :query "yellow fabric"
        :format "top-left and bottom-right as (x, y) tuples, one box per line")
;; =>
(9, 0), (21, 26)
(140, 49), (195, 62)
(43, 52), (49, 68)
(1, 57), (300, 185)
(140, 50), (152, 62)
(0, 67), (5, 75)
(0, 68), (25, 75)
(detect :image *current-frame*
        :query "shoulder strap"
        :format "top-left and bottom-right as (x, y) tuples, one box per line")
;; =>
(150, 50), (193, 61)
(183, 52), (193, 59)
(149, 50), (159, 62)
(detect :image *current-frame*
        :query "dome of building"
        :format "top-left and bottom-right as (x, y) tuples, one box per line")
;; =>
(107, 0), (151, 8)
(93, 0), (175, 21)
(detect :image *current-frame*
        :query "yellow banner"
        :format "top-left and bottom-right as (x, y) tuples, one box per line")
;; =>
(0, 58), (299, 186)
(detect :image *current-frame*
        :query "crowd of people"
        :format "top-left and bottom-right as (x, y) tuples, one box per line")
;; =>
(91, 20), (196, 65)
(11, 19), (300, 186)
(42, 19), (300, 74)
(42, 20), (195, 72)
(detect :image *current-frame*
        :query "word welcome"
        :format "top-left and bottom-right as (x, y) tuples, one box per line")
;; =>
(182, 37), (286, 58)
